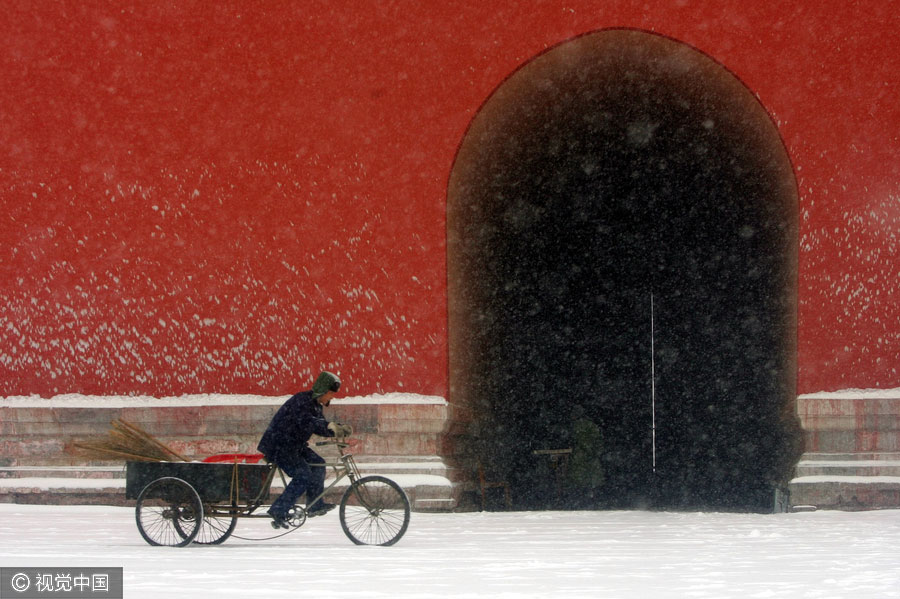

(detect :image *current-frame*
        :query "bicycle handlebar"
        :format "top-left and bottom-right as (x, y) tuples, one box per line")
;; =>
(315, 439), (350, 448)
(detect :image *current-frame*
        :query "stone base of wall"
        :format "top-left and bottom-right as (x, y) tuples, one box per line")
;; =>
(789, 391), (900, 511)
(17, 390), (898, 512)
(0, 395), (474, 511)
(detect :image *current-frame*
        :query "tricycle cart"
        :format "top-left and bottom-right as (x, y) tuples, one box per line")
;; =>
(125, 440), (410, 547)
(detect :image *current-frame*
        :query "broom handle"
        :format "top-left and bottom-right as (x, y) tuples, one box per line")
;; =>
(115, 419), (190, 462)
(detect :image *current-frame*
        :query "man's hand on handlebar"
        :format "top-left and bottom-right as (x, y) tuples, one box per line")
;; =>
(327, 421), (353, 439)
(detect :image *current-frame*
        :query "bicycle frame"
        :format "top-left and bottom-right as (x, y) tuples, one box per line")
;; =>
(131, 438), (411, 547)
(204, 440), (360, 519)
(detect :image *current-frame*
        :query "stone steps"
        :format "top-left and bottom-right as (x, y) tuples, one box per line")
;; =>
(0, 466), (127, 479)
(794, 453), (900, 477)
(0, 458), (454, 480)
(789, 452), (900, 510)
(0, 476), (457, 512)
(0, 396), (468, 510)
(790, 393), (900, 510)
(0, 457), (459, 512)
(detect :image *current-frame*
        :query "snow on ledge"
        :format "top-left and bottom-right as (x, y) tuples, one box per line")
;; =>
(0, 477), (127, 491)
(798, 388), (900, 400)
(791, 475), (900, 484)
(331, 394), (447, 406)
(0, 473), (452, 492)
(0, 392), (447, 409)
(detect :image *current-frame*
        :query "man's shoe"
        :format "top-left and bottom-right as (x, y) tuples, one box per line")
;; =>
(268, 509), (290, 529)
(307, 503), (336, 517)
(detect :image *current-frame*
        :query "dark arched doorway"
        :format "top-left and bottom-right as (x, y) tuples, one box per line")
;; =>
(447, 29), (802, 511)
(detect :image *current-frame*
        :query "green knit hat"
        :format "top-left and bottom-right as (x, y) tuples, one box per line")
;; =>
(312, 371), (341, 398)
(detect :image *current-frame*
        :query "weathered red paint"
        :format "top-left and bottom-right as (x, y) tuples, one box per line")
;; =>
(1, 1), (897, 397)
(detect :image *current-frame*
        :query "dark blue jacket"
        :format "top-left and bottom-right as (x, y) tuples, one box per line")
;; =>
(257, 391), (334, 463)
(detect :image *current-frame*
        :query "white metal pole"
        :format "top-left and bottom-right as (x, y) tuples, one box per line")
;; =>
(651, 292), (657, 474)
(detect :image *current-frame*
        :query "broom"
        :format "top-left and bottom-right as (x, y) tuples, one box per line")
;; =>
(74, 419), (190, 462)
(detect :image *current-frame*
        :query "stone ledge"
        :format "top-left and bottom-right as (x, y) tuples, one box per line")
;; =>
(789, 476), (900, 510)
(0, 396), (451, 466)
(797, 393), (900, 453)
(0, 466), (127, 479)
(0, 394), (466, 510)
(795, 457), (900, 477)
(0, 472), (459, 512)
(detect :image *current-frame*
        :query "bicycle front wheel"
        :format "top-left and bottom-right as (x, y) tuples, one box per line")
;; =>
(339, 475), (410, 546)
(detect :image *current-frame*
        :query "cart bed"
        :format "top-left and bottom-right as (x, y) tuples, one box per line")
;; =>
(125, 460), (272, 502)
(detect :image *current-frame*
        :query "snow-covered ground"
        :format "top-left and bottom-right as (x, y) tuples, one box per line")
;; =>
(1, 504), (897, 598)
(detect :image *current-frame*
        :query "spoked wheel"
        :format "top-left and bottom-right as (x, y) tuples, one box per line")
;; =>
(193, 507), (238, 545)
(135, 477), (204, 547)
(339, 475), (410, 546)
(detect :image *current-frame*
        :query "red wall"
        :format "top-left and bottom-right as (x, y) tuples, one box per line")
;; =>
(1, 0), (897, 397)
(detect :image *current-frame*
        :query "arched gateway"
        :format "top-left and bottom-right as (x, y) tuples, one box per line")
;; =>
(447, 29), (802, 511)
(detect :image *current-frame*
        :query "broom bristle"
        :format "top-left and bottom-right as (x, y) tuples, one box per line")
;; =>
(73, 419), (189, 462)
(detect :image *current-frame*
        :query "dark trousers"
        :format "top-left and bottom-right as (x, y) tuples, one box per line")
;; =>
(270, 446), (326, 516)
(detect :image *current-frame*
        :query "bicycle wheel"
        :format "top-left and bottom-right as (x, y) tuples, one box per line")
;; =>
(339, 475), (410, 546)
(193, 508), (238, 545)
(135, 477), (203, 547)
